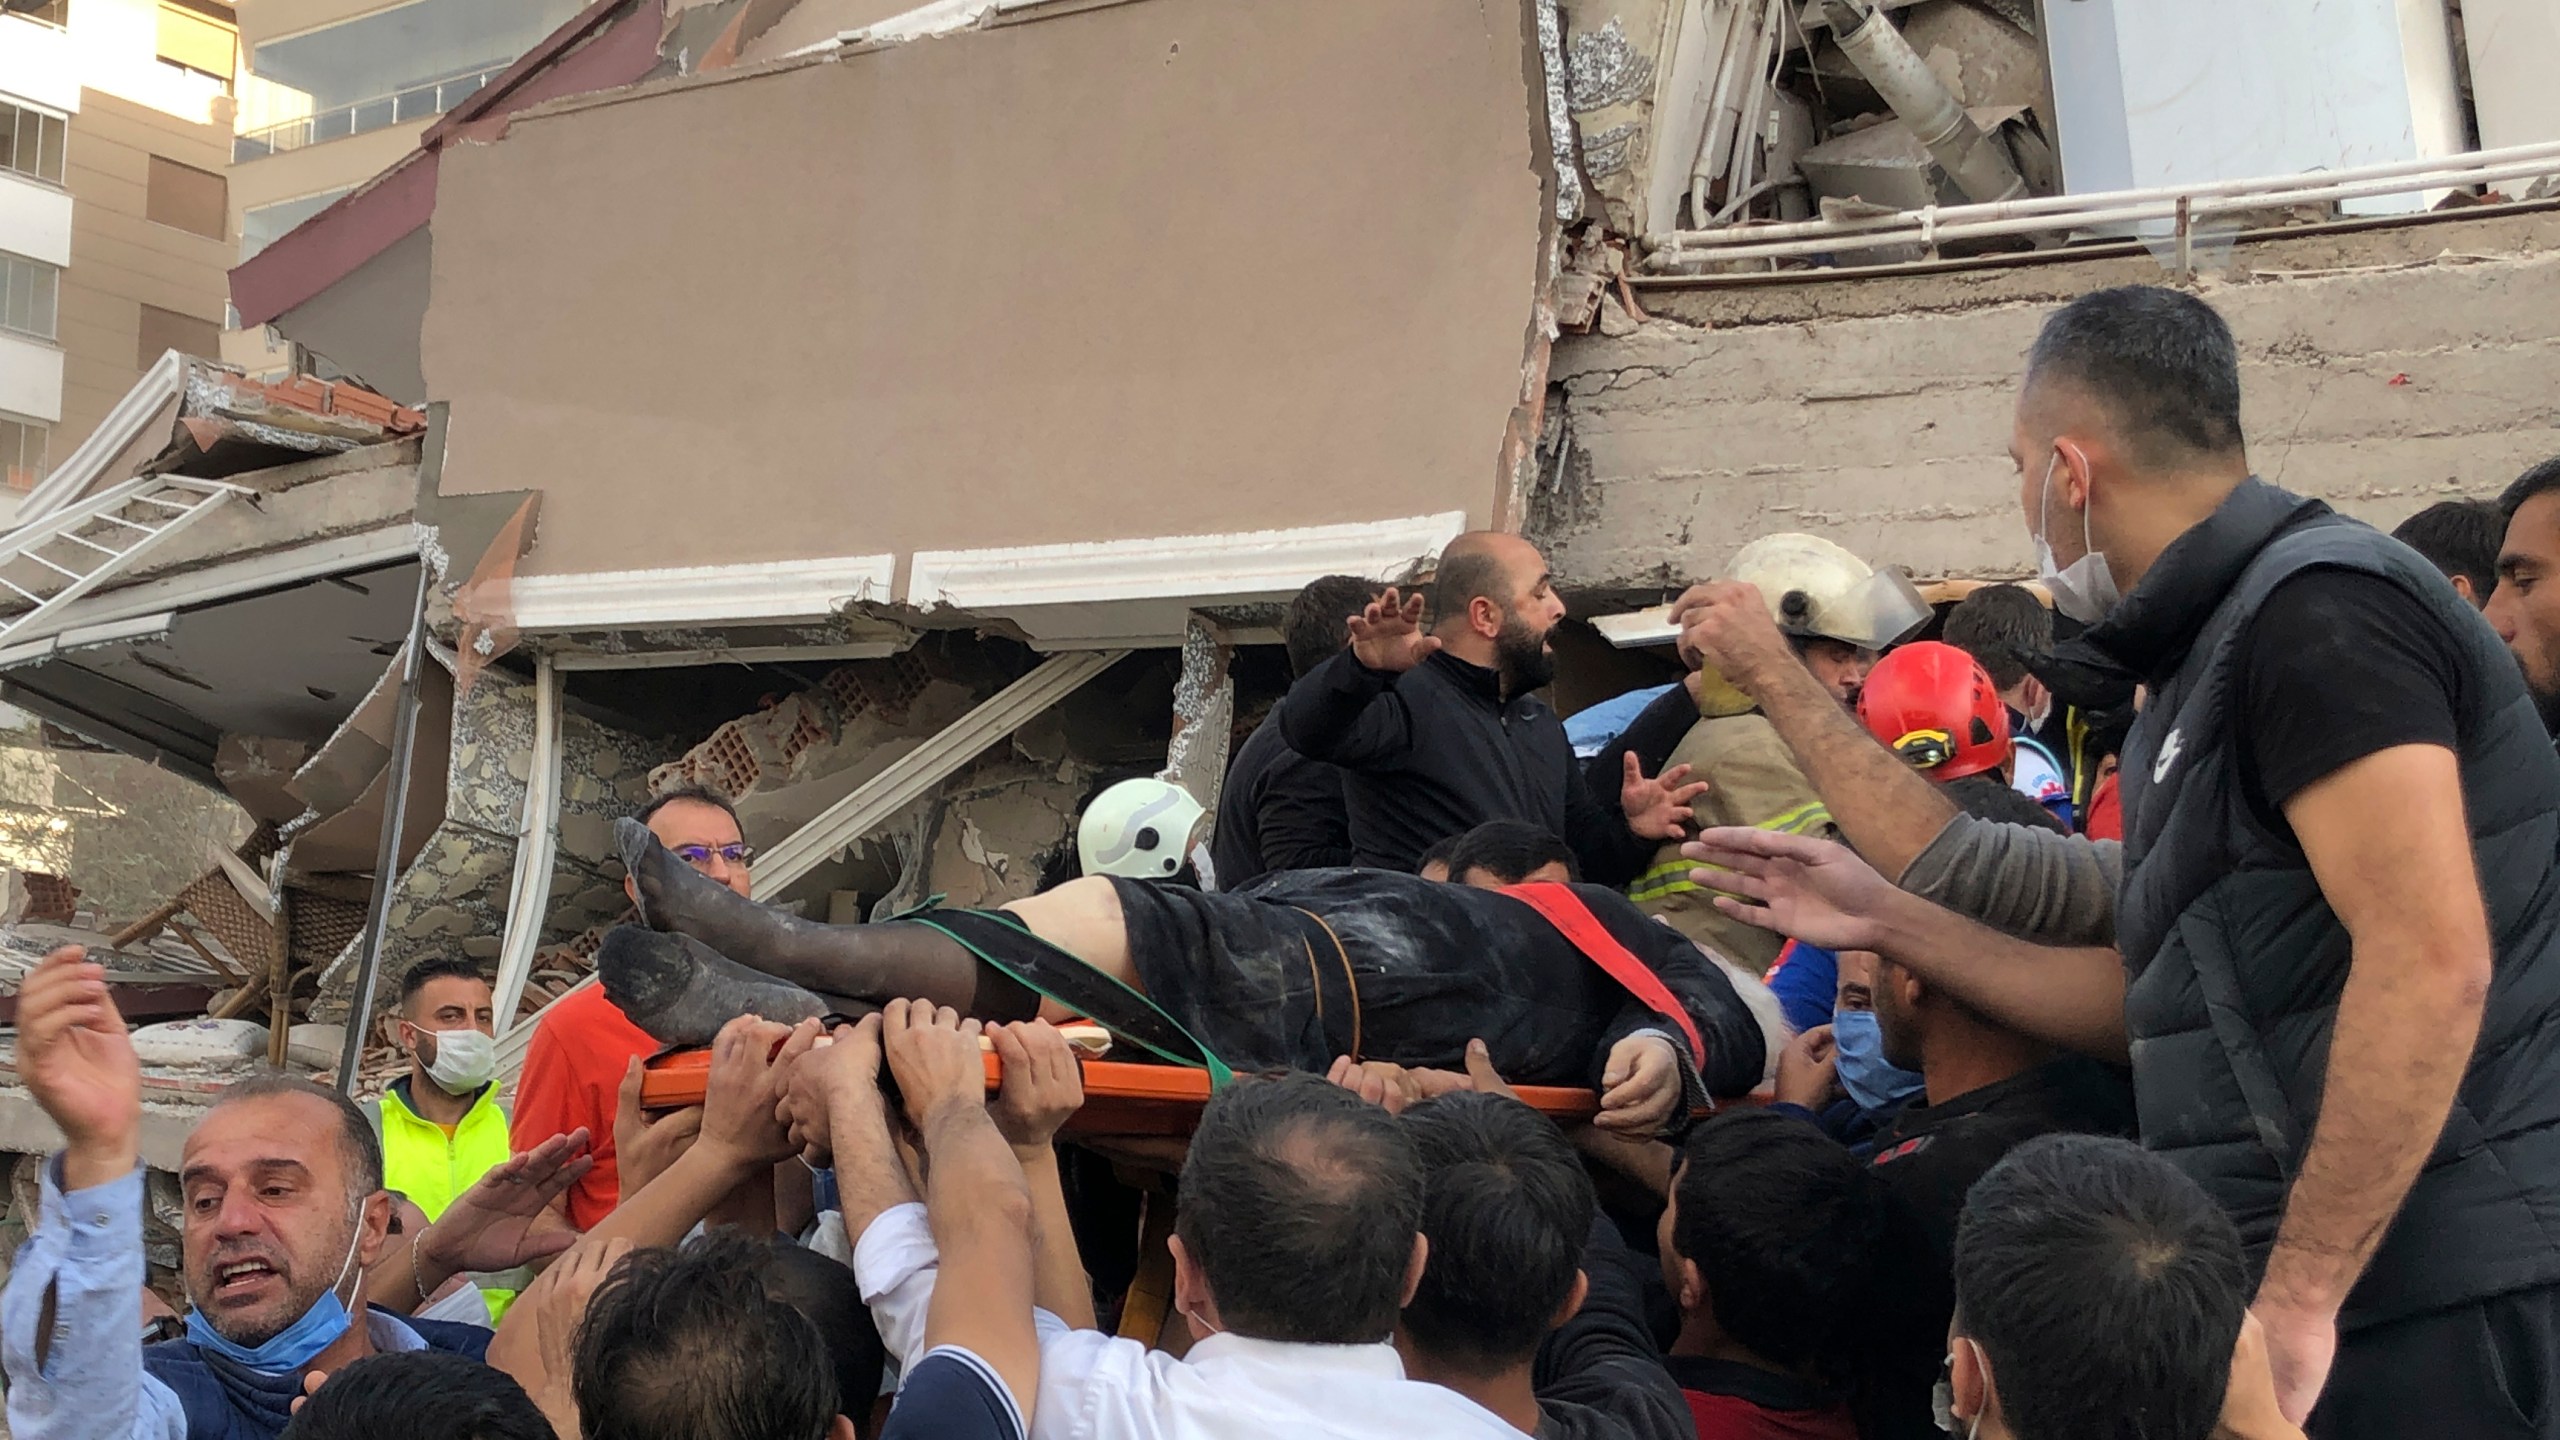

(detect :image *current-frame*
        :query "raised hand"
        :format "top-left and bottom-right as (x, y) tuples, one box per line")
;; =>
(990, 1020), (1084, 1151)
(18, 947), (142, 1189)
(419, 1128), (594, 1278)
(1668, 580), (1792, 692)
(1682, 826), (1898, 953)
(1621, 755), (1710, 841)
(1346, 586), (1441, 673)
(524, 1235), (631, 1440)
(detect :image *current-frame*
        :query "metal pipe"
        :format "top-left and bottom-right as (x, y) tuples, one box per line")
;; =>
(1819, 0), (2026, 204)
(333, 565), (431, 1094)
(1647, 137), (2560, 253)
(1644, 151), (2560, 267)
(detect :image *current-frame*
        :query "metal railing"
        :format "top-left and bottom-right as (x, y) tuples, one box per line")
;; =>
(232, 63), (504, 163)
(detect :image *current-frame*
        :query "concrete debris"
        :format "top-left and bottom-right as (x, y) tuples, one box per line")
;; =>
(1555, 0), (2062, 256)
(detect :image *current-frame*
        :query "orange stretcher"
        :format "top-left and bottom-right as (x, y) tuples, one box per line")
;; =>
(638, 1045), (1604, 1138)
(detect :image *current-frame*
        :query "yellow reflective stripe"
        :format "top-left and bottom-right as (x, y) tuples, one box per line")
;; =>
(1625, 801), (1832, 901)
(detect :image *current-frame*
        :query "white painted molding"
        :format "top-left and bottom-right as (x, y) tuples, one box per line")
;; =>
(906, 510), (1467, 611)
(507, 553), (899, 631)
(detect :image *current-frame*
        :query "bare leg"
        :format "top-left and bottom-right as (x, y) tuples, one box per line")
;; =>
(999, 878), (1137, 986)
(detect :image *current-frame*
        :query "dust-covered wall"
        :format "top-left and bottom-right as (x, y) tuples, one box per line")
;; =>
(1535, 209), (2560, 592)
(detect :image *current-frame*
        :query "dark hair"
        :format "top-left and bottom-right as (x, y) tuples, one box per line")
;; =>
(1443, 820), (1580, 886)
(1954, 1135), (2249, 1440)
(1941, 585), (2053, 692)
(1175, 1073), (1424, 1344)
(2025, 286), (2245, 466)
(282, 1350), (553, 1440)
(399, 956), (492, 1011)
(210, 1073), (383, 1197)
(1944, 774), (2069, 834)
(1285, 576), (1384, 679)
(1399, 1092), (1595, 1374)
(637, 784), (743, 832)
(2392, 500), (2503, 597)
(760, 1240), (886, 1440)
(1416, 835), (1464, 876)
(2499, 457), (2560, 523)
(574, 1229), (840, 1440)
(1669, 1109), (1885, 1387)
(1431, 540), (1513, 631)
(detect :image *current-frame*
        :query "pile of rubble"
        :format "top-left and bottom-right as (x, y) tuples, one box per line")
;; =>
(1556, 0), (2054, 245)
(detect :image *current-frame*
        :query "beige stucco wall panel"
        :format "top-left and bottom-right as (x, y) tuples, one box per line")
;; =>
(1540, 213), (2560, 589)
(423, 0), (1547, 579)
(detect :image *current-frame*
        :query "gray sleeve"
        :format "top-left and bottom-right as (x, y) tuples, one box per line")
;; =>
(1896, 813), (2124, 948)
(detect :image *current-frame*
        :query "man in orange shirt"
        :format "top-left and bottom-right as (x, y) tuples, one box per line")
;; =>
(511, 786), (756, 1229)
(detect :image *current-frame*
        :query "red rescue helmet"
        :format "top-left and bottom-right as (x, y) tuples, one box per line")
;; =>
(1857, 641), (2012, 782)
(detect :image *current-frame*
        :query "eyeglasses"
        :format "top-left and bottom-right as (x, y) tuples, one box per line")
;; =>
(671, 842), (755, 868)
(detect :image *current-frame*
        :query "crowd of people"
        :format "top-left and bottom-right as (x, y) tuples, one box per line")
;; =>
(6, 280), (2560, 1440)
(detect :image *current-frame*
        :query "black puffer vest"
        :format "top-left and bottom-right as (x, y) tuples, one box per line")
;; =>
(2090, 477), (2560, 1329)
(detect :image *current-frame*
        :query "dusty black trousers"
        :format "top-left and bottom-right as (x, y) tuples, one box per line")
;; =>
(2311, 1284), (2560, 1439)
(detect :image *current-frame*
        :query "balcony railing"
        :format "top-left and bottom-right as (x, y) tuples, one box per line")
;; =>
(232, 63), (504, 162)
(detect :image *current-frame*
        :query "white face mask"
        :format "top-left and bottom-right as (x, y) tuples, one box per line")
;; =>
(414, 1026), (497, 1095)
(412, 1278), (493, 1329)
(2033, 451), (2122, 625)
(1931, 1338), (1988, 1439)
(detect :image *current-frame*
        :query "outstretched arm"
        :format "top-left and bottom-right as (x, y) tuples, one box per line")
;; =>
(1684, 828), (2130, 1062)
(1670, 582), (1958, 881)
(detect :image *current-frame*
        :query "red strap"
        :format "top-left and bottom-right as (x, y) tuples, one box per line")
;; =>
(1501, 882), (1705, 1070)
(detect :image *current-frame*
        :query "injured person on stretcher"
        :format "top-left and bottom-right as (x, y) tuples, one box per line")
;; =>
(597, 818), (1766, 1134)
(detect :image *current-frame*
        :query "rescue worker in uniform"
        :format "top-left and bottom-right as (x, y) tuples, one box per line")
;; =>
(367, 956), (521, 1323)
(1598, 534), (1928, 973)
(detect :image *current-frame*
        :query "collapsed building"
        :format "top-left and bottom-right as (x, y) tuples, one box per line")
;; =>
(0, 0), (2545, 1181)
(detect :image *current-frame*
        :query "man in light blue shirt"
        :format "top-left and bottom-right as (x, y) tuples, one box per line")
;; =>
(2, 946), (588, 1440)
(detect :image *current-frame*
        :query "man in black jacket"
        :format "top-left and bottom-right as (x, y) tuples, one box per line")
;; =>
(1211, 574), (1378, 888)
(1680, 286), (2560, 1439)
(1276, 531), (1702, 881)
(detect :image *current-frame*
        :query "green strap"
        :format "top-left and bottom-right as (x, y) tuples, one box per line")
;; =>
(909, 911), (1238, 1089)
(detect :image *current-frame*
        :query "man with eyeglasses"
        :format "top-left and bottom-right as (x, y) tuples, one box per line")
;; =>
(512, 786), (757, 1230)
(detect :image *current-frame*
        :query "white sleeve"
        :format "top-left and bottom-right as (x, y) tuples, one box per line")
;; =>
(851, 1203), (940, 1371)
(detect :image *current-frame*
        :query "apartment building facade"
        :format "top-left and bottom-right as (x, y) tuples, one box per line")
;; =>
(0, 0), (235, 510)
(223, 0), (586, 384)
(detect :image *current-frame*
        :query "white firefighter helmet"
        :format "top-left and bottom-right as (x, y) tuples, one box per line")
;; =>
(1726, 533), (1931, 653)
(1078, 778), (1206, 880)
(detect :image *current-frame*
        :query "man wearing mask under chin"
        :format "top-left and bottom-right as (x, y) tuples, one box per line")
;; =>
(1, 946), (591, 1440)
(366, 957), (529, 1324)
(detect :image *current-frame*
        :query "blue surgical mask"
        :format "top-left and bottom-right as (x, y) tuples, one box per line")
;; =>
(184, 1202), (368, 1374)
(1833, 1009), (1924, 1114)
